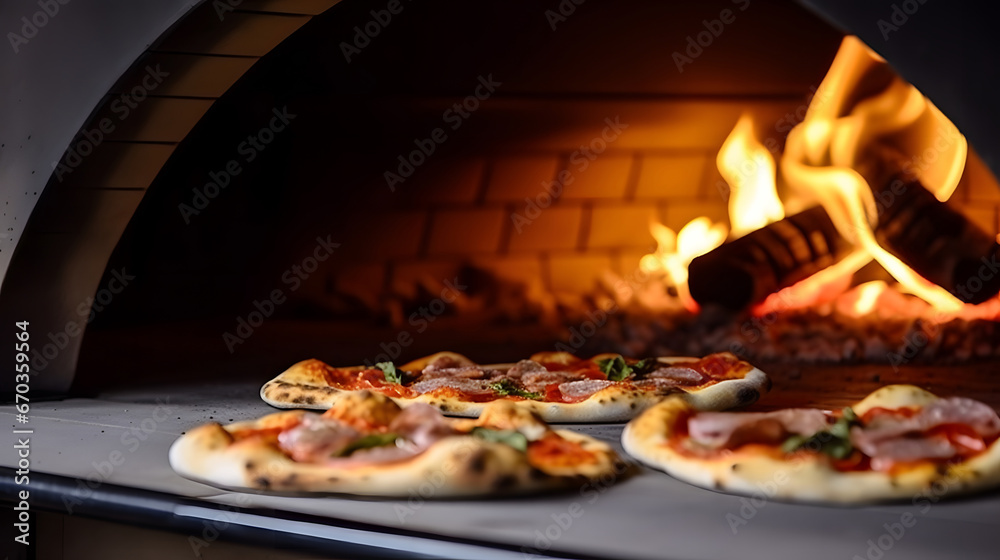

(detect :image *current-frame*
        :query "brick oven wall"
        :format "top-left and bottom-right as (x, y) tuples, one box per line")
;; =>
(321, 99), (1000, 312)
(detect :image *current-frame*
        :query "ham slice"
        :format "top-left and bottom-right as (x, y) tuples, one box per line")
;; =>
(688, 409), (832, 449)
(410, 376), (494, 396)
(855, 398), (1000, 442)
(388, 403), (460, 448)
(285, 405), (461, 468)
(418, 366), (492, 380)
(646, 366), (705, 384)
(850, 398), (1000, 470)
(278, 414), (360, 462)
(558, 379), (614, 400)
(522, 371), (583, 394)
(504, 360), (546, 379)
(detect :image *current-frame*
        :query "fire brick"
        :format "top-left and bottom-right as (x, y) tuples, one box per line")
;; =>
(587, 204), (659, 249)
(507, 206), (584, 252)
(426, 208), (506, 255)
(561, 154), (633, 200)
(484, 156), (561, 202)
(547, 253), (614, 294)
(634, 154), (709, 199)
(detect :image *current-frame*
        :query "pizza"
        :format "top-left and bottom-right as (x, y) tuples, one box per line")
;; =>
(169, 391), (625, 497)
(622, 384), (1000, 503)
(260, 351), (770, 422)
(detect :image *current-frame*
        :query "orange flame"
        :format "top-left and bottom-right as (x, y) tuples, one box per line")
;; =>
(639, 35), (980, 319)
(718, 114), (784, 238)
(781, 36), (967, 312)
(640, 217), (727, 312)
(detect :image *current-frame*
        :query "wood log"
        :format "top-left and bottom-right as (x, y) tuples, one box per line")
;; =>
(873, 175), (1000, 304)
(687, 206), (852, 310)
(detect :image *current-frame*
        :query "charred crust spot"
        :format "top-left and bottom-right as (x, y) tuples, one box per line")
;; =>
(598, 399), (606, 404)
(327, 476), (340, 483)
(245, 461), (256, 471)
(493, 474), (518, 490)
(529, 468), (547, 480)
(936, 464), (948, 476)
(301, 395), (316, 405)
(713, 479), (723, 490)
(282, 473), (299, 485)
(629, 403), (637, 410)
(278, 392), (290, 401)
(890, 478), (899, 488)
(291, 396), (305, 404)
(275, 381), (292, 389)
(731, 463), (740, 472)
(440, 404), (450, 412)
(468, 450), (488, 474)
(609, 397), (617, 403)
(253, 476), (271, 489)
(736, 387), (760, 405)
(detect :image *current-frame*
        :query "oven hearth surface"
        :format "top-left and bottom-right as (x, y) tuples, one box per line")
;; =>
(3, 371), (999, 560)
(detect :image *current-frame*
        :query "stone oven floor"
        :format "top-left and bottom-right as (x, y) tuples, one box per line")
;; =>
(3, 366), (999, 559)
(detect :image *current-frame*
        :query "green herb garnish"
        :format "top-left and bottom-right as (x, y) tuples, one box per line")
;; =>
(781, 407), (860, 460)
(336, 432), (400, 457)
(489, 378), (542, 400)
(597, 355), (633, 381)
(471, 427), (528, 452)
(375, 361), (403, 384)
(632, 358), (661, 375)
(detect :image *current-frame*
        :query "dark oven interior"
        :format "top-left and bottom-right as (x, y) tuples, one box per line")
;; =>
(62, 0), (1000, 405)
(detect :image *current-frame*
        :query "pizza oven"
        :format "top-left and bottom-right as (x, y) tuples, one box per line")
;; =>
(2, 0), (1000, 559)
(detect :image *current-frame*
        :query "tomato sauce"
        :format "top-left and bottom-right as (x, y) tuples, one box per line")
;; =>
(527, 433), (598, 468)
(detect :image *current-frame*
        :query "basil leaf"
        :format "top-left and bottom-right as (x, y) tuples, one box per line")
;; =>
(337, 432), (400, 457)
(597, 355), (633, 381)
(375, 361), (403, 384)
(471, 427), (528, 452)
(632, 358), (660, 375)
(781, 434), (809, 454)
(489, 379), (542, 400)
(782, 407), (861, 460)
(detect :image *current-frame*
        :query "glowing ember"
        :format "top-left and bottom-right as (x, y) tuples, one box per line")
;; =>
(717, 113), (784, 238)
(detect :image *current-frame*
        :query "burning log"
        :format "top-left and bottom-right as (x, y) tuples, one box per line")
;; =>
(687, 206), (852, 310)
(873, 175), (1000, 304)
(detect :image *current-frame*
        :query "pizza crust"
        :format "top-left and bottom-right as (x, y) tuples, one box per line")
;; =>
(170, 401), (625, 497)
(621, 385), (1000, 504)
(260, 354), (770, 423)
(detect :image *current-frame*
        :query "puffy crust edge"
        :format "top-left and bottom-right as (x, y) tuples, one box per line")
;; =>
(169, 410), (623, 497)
(260, 356), (770, 422)
(621, 388), (1000, 504)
